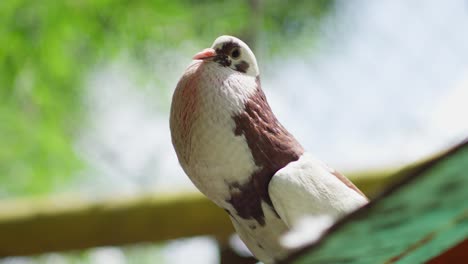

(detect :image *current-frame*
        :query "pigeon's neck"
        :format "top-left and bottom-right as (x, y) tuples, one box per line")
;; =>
(197, 61), (259, 115)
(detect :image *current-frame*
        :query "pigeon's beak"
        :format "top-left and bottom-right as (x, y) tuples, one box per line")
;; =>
(193, 48), (217, 61)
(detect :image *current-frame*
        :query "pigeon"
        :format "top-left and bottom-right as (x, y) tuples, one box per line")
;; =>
(170, 35), (368, 264)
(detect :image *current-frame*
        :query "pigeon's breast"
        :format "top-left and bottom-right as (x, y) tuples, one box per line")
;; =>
(170, 61), (259, 206)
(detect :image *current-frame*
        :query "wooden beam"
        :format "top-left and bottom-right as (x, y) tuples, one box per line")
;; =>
(0, 192), (232, 257)
(0, 159), (412, 257)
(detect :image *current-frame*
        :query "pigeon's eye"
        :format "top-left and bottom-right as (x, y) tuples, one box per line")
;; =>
(231, 48), (240, 59)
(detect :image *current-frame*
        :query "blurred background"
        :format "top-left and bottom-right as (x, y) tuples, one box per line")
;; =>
(1, 0), (468, 263)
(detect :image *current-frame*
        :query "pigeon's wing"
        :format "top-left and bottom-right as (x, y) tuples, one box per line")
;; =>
(268, 153), (368, 228)
(268, 153), (368, 248)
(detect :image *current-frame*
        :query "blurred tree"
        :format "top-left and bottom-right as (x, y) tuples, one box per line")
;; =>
(0, 0), (333, 197)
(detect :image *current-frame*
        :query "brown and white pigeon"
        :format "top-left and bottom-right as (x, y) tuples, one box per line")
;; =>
(170, 35), (368, 264)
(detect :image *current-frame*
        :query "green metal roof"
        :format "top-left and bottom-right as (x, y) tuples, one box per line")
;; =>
(284, 139), (468, 264)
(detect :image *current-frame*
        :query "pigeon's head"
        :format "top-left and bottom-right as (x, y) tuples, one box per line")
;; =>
(193, 35), (259, 77)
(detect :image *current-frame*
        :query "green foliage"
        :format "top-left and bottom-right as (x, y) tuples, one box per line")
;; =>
(0, 0), (332, 197)
(262, 0), (333, 55)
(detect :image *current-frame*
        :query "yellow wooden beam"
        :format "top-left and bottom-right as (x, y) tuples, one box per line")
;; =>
(0, 166), (404, 257)
(0, 192), (232, 257)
